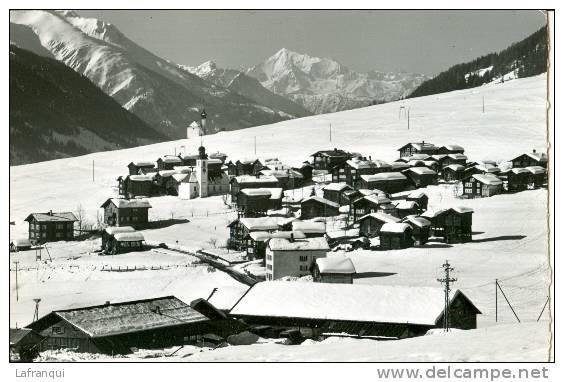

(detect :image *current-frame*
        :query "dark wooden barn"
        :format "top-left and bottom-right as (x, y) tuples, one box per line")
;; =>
(313, 256), (356, 284)
(127, 161), (156, 175)
(403, 167), (438, 188)
(322, 183), (354, 206)
(296, 162), (313, 182)
(101, 226), (135, 253)
(397, 141), (438, 158)
(357, 212), (400, 237)
(510, 150), (547, 168)
(441, 153), (468, 167)
(461, 174), (503, 198)
(359, 172), (408, 194)
(351, 194), (393, 222)
(311, 148), (352, 171)
(156, 155), (183, 170)
(230, 175), (279, 204)
(379, 223), (414, 250)
(227, 217), (282, 250)
(236, 189), (273, 217)
(300, 196), (340, 220)
(503, 167), (531, 192)
(402, 215), (432, 245)
(394, 200), (420, 219)
(100, 198), (151, 228)
(25, 296), (242, 354)
(441, 164), (465, 182)
(228, 282), (481, 340)
(233, 159), (264, 176)
(437, 144), (465, 155)
(118, 174), (155, 198)
(10, 328), (43, 361)
(24, 211), (77, 245)
(332, 157), (392, 187)
(422, 207), (473, 243)
(107, 231), (145, 255)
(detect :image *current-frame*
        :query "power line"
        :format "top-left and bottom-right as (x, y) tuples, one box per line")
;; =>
(437, 260), (456, 331)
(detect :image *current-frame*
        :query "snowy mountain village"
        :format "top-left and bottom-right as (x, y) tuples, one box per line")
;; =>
(9, 104), (549, 361)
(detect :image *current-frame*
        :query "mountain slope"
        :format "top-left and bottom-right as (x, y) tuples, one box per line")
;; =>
(9, 10), (296, 138)
(246, 48), (429, 114)
(182, 61), (311, 118)
(9, 45), (167, 165)
(409, 26), (548, 98)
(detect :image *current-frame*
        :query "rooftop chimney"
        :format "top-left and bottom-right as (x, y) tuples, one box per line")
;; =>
(105, 301), (110, 305)
(48, 210), (53, 216)
(533, 149), (537, 153)
(290, 233), (295, 242)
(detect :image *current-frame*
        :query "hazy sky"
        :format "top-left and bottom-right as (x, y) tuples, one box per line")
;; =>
(79, 10), (546, 76)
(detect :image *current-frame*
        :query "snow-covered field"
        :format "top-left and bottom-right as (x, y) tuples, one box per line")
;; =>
(9, 74), (551, 361)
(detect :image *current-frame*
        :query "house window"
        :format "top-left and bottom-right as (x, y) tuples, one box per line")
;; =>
(299, 265), (309, 271)
(299, 255), (308, 262)
(42, 233), (46, 238)
(56, 232), (63, 238)
(266, 264), (272, 270)
(464, 182), (473, 188)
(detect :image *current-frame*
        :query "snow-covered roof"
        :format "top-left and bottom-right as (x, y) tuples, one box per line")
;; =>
(261, 188), (284, 199)
(407, 160), (426, 167)
(114, 232), (145, 242)
(526, 166), (546, 175)
(422, 206), (473, 218)
(442, 144), (464, 151)
(403, 215), (431, 227)
(24, 212), (77, 223)
(325, 228), (360, 239)
(160, 156), (183, 163)
(316, 256), (356, 274)
(172, 173), (189, 182)
(452, 206), (474, 214)
(234, 175), (279, 184)
(129, 174), (155, 182)
(277, 216), (299, 227)
(230, 282), (478, 326)
(399, 142), (437, 153)
(447, 154), (467, 160)
(323, 182), (352, 192)
(380, 222), (412, 233)
(130, 161), (155, 167)
(395, 200), (418, 210)
(408, 167), (437, 175)
(408, 190), (427, 199)
(511, 151), (547, 163)
(249, 231), (306, 242)
(444, 164), (465, 171)
(390, 162), (411, 170)
(268, 237), (330, 251)
(157, 170), (176, 177)
(302, 196), (340, 209)
(240, 189), (272, 197)
(362, 194), (392, 206)
(240, 217), (285, 231)
(475, 164), (501, 173)
(472, 173), (503, 185)
(101, 198), (152, 209)
(104, 226), (135, 235)
(357, 212), (400, 224)
(408, 153), (432, 161)
(346, 158), (391, 170)
(292, 221), (326, 234)
(173, 166), (193, 173)
(40, 296), (208, 338)
(361, 172), (407, 182)
(432, 154), (448, 160)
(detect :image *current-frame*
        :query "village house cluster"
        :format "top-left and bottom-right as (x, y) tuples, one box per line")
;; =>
(10, 135), (547, 358)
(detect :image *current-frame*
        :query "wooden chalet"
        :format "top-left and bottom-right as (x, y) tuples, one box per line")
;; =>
(357, 212), (400, 237)
(227, 217), (283, 250)
(300, 196), (340, 220)
(331, 157), (392, 187)
(311, 148), (352, 171)
(510, 150), (548, 168)
(107, 231), (145, 255)
(24, 211), (77, 244)
(379, 222), (414, 250)
(100, 198), (151, 228)
(441, 153), (467, 167)
(153, 170), (178, 195)
(398, 141), (438, 158)
(259, 169), (304, 190)
(10, 328), (43, 361)
(430, 154), (448, 168)
(236, 189), (273, 217)
(394, 200), (420, 218)
(402, 215), (432, 245)
(228, 282), (481, 339)
(422, 207), (473, 243)
(231, 159), (264, 176)
(156, 155), (183, 170)
(525, 166), (547, 188)
(503, 167), (530, 192)
(441, 164), (465, 182)
(118, 174), (155, 198)
(389, 190), (429, 211)
(101, 226), (135, 253)
(403, 167), (438, 188)
(313, 256), (356, 284)
(127, 161), (156, 175)
(462, 174), (503, 198)
(359, 172), (408, 194)
(351, 194), (393, 222)
(322, 183), (354, 206)
(230, 175), (279, 203)
(26, 296), (240, 354)
(437, 144), (465, 155)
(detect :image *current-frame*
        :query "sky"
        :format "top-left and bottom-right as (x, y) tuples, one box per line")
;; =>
(79, 10), (547, 76)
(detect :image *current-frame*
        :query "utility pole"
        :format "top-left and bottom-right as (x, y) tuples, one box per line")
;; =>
(13, 261), (19, 301)
(329, 123), (332, 142)
(495, 278), (498, 322)
(92, 160), (95, 182)
(437, 260), (457, 331)
(482, 96), (485, 113)
(33, 298), (41, 322)
(407, 108), (410, 130)
(254, 136), (257, 155)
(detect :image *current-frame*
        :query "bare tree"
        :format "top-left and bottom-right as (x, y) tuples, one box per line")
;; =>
(75, 204), (87, 232)
(208, 237), (218, 248)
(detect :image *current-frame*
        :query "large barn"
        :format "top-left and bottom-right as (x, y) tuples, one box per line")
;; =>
(229, 282), (481, 339)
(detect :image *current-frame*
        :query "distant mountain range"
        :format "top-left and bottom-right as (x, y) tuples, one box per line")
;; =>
(245, 48), (429, 114)
(9, 45), (166, 165)
(9, 10), (300, 140)
(409, 26), (548, 98)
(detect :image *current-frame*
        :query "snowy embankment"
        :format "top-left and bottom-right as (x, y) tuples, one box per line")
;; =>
(9, 74), (550, 361)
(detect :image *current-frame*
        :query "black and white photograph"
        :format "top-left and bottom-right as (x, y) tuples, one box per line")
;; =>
(6, 3), (556, 374)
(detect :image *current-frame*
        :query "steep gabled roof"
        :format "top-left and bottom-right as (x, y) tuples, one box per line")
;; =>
(24, 212), (77, 223)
